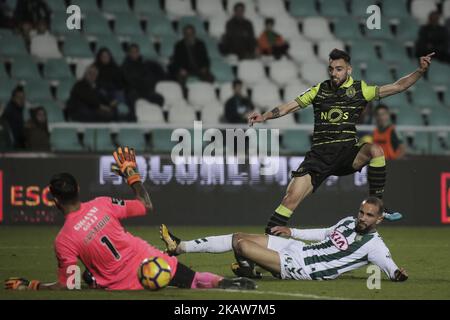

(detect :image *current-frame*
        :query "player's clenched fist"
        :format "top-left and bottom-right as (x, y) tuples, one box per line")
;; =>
(4, 277), (40, 290)
(247, 111), (265, 126)
(112, 146), (141, 186)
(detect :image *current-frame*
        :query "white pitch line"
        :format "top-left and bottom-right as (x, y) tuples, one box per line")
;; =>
(208, 288), (349, 300)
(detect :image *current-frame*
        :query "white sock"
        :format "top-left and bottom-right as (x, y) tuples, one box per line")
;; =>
(178, 234), (233, 254)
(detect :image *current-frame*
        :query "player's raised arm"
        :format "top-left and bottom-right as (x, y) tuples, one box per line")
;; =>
(378, 52), (434, 99)
(112, 146), (153, 213)
(247, 100), (300, 126)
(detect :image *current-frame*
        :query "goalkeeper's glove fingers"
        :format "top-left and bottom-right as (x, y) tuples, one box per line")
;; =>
(112, 146), (141, 186)
(5, 277), (40, 290)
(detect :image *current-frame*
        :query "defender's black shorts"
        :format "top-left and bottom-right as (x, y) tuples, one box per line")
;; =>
(292, 141), (365, 191)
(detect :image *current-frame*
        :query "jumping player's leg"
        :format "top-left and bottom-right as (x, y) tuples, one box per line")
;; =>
(265, 174), (314, 234)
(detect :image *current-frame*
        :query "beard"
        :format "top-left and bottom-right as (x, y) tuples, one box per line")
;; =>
(355, 221), (370, 234)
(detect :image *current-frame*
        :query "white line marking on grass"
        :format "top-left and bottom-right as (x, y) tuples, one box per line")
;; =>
(208, 289), (349, 300)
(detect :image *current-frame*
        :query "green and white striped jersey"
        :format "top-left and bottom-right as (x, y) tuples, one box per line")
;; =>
(293, 216), (398, 280)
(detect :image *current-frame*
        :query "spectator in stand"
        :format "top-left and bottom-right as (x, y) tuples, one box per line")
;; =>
(258, 18), (289, 60)
(121, 44), (165, 110)
(220, 2), (256, 59)
(224, 79), (254, 123)
(24, 106), (50, 151)
(14, 0), (51, 45)
(1, 86), (26, 149)
(416, 11), (449, 63)
(94, 48), (129, 116)
(372, 105), (405, 160)
(66, 64), (118, 122)
(30, 19), (62, 59)
(169, 25), (214, 85)
(0, 0), (15, 29)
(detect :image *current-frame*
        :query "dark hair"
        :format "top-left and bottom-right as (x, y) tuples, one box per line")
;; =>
(232, 79), (243, 87)
(362, 196), (384, 216)
(265, 18), (275, 25)
(128, 43), (140, 52)
(329, 48), (351, 64)
(95, 47), (117, 67)
(374, 104), (389, 113)
(234, 2), (245, 11)
(183, 24), (196, 33)
(11, 86), (24, 98)
(49, 173), (79, 204)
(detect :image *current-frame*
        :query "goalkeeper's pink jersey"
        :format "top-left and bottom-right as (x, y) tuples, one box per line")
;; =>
(54, 197), (178, 290)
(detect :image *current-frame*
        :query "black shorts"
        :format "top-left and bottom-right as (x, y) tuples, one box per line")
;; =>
(292, 141), (365, 191)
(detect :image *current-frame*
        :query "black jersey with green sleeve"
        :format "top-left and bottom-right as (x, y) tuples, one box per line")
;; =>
(295, 77), (379, 147)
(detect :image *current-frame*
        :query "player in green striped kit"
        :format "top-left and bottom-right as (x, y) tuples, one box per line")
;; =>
(160, 197), (408, 282)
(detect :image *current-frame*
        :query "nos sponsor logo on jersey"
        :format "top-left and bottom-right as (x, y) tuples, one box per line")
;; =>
(330, 230), (349, 250)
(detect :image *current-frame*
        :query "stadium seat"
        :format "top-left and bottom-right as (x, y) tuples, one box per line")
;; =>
(127, 35), (158, 60)
(349, 40), (378, 64)
(0, 63), (9, 79)
(114, 12), (144, 37)
(151, 129), (177, 153)
(444, 0), (450, 18)
(71, 0), (100, 13)
(333, 18), (364, 41)
(199, 36), (222, 59)
(0, 78), (18, 102)
(227, 0), (258, 16)
(270, 113), (297, 126)
(283, 80), (310, 102)
(299, 107), (315, 124)
(211, 58), (234, 83)
(251, 82), (282, 110)
(196, 0), (225, 18)
(319, 0), (349, 18)
(409, 82), (442, 109)
(33, 100), (65, 123)
(269, 59), (299, 87)
(51, 128), (84, 152)
(0, 34), (28, 57)
(427, 62), (450, 87)
(10, 56), (41, 81)
(247, 14), (265, 37)
(159, 35), (178, 58)
(256, 0), (289, 18)
(168, 105), (197, 124)
(351, 0), (378, 17)
(63, 34), (93, 58)
(117, 128), (147, 151)
(208, 14), (227, 39)
(299, 61), (329, 85)
(365, 64), (394, 85)
(282, 130), (311, 153)
(84, 128), (115, 152)
(24, 80), (52, 101)
(135, 99), (165, 123)
(95, 35), (125, 63)
(273, 15), (300, 41)
(317, 39), (346, 62)
(380, 0), (409, 19)
(395, 108), (424, 125)
(30, 33), (62, 59)
(147, 14), (177, 38)
(405, 131), (429, 155)
(395, 18), (420, 43)
(177, 16), (208, 37)
(187, 82), (219, 109)
(83, 12), (113, 36)
(289, 0), (318, 18)
(237, 60), (267, 86)
(379, 94), (410, 113)
(134, 0), (164, 16)
(165, 0), (196, 18)
(427, 106), (450, 126)
(394, 59), (420, 78)
(201, 106), (223, 125)
(351, 66), (363, 81)
(431, 132), (450, 155)
(218, 82), (249, 103)
(102, 0), (131, 14)
(411, 0), (437, 25)
(288, 38), (317, 64)
(302, 17), (335, 41)
(379, 41), (408, 64)
(51, 13), (79, 36)
(56, 78), (76, 101)
(364, 19), (394, 40)
(155, 81), (185, 108)
(46, 0), (66, 13)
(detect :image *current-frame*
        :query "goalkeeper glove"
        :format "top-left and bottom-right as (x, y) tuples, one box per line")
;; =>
(112, 146), (141, 186)
(4, 277), (40, 290)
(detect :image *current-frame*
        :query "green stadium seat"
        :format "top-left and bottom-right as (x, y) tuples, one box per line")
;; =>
(46, 0), (66, 12)
(84, 128), (115, 152)
(44, 58), (74, 81)
(380, 0), (409, 19)
(299, 108), (315, 124)
(431, 132), (449, 155)
(51, 13), (79, 35)
(56, 78), (76, 101)
(427, 62), (450, 87)
(117, 129), (147, 152)
(178, 16), (208, 37)
(63, 34), (93, 58)
(83, 12), (113, 36)
(320, 0), (349, 18)
(10, 56), (41, 81)
(378, 93), (410, 112)
(71, 0), (100, 13)
(0, 28), (13, 39)
(152, 129), (177, 153)
(51, 128), (84, 152)
(289, 0), (318, 17)
(211, 58), (234, 83)
(34, 100), (65, 123)
(0, 64), (9, 79)
(350, 40), (378, 63)
(394, 59), (419, 78)
(395, 108), (424, 126)
(0, 34), (28, 57)
(351, 0), (377, 17)
(102, 0), (131, 13)
(0, 78), (19, 101)
(95, 34), (125, 63)
(333, 19), (363, 40)
(405, 132), (430, 155)
(380, 41), (408, 64)
(24, 80), (52, 101)
(134, 0), (164, 15)
(159, 35), (178, 58)
(427, 106), (450, 126)
(365, 19), (394, 40)
(114, 12), (144, 37)
(127, 35), (158, 59)
(282, 130), (311, 154)
(444, 91), (450, 108)
(396, 18), (420, 43)
(410, 82), (442, 109)
(199, 36), (222, 59)
(147, 14), (176, 37)
(365, 64), (394, 85)
(351, 67), (363, 81)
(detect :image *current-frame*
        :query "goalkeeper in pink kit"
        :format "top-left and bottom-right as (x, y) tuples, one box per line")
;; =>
(5, 147), (255, 291)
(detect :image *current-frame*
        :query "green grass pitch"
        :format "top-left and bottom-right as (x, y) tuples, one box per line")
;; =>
(1, 225), (449, 300)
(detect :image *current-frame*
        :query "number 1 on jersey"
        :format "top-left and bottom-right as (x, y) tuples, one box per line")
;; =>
(101, 236), (121, 260)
